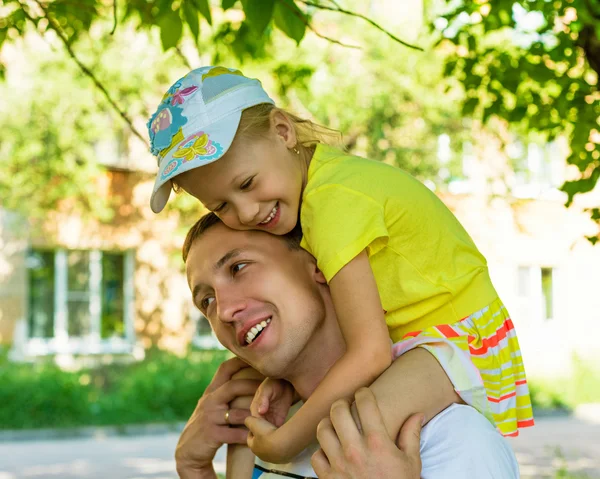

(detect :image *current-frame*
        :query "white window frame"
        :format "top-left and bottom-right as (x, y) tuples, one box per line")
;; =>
(24, 249), (136, 356)
(190, 307), (224, 350)
(516, 265), (558, 322)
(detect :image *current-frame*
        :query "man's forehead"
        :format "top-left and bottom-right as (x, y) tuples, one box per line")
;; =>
(187, 224), (279, 272)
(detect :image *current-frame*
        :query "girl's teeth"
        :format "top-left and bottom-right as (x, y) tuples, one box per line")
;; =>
(260, 205), (278, 224)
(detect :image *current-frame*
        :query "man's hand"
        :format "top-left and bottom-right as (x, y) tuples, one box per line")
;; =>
(250, 377), (295, 428)
(311, 388), (423, 479)
(175, 358), (263, 479)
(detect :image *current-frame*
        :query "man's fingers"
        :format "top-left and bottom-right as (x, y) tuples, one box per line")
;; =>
(316, 417), (342, 463)
(353, 387), (387, 436)
(221, 407), (252, 427)
(329, 398), (362, 445)
(205, 358), (251, 393)
(397, 413), (424, 456)
(214, 378), (263, 404)
(311, 449), (331, 478)
(214, 424), (249, 445)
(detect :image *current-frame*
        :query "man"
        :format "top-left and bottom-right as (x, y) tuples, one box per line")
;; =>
(176, 213), (520, 478)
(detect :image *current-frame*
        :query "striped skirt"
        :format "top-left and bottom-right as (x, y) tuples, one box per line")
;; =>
(391, 298), (534, 437)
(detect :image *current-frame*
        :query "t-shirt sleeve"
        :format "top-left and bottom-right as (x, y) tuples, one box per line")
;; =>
(301, 184), (389, 282)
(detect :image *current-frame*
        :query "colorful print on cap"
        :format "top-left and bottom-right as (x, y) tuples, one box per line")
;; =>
(148, 102), (187, 156)
(173, 132), (223, 163)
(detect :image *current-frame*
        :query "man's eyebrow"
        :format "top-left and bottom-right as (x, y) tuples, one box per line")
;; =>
(191, 249), (244, 306)
(214, 248), (243, 272)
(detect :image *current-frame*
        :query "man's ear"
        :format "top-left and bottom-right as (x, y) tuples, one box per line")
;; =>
(311, 263), (327, 285)
(270, 109), (297, 148)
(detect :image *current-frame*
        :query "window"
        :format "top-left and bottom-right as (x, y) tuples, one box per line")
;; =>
(516, 265), (556, 322)
(517, 266), (530, 297)
(190, 307), (223, 350)
(25, 249), (135, 355)
(541, 267), (554, 321)
(27, 251), (55, 338)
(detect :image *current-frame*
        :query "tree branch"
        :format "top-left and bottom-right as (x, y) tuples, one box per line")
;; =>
(20, 0), (148, 146)
(297, 0), (424, 51)
(276, 0), (359, 49)
(175, 46), (193, 69)
(111, 0), (117, 34)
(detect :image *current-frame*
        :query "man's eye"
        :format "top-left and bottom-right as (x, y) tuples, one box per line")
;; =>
(201, 296), (215, 310)
(240, 177), (254, 190)
(232, 262), (248, 274)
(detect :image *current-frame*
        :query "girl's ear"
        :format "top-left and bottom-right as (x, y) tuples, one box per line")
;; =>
(270, 109), (297, 148)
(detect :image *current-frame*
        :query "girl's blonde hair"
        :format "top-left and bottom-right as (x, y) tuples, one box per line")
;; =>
(171, 103), (341, 193)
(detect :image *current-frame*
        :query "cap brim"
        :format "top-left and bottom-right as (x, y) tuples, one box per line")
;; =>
(150, 110), (241, 213)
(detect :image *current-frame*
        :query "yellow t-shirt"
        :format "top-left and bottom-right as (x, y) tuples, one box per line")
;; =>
(300, 145), (498, 342)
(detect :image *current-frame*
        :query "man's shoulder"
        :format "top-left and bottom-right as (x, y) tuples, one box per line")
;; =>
(420, 404), (520, 479)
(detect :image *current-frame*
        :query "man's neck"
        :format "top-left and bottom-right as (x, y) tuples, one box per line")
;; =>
(283, 295), (345, 400)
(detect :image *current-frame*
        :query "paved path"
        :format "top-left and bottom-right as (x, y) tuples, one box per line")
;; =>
(1, 416), (599, 478)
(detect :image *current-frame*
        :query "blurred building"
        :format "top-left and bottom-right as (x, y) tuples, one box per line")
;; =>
(1, 131), (599, 377)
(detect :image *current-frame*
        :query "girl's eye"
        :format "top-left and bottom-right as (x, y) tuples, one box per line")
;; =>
(240, 177), (254, 190)
(232, 262), (248, 274)
(201, 296), (215, 311)
(214, 202), (227, 213)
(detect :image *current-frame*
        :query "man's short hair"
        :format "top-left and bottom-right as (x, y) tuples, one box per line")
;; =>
(182, 212), (303, 262)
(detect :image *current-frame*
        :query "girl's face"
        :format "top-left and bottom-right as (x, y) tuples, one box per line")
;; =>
(176, 112), (305, 235)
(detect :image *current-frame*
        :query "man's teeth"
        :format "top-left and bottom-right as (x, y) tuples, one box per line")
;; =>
(245, 318), (271, 344)
(259, 205), (278, 224)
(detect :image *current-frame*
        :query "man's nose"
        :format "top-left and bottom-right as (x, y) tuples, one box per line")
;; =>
(217, 288), (247, 323)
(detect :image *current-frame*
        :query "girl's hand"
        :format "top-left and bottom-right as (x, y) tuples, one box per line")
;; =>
(250, 377), (295, 428)
(311, 388), (423, 479)
(245, 416), (297, 464)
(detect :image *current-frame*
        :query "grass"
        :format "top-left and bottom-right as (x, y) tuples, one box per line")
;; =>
(529, 356), (600, 412)
(0, 348), (230, 429)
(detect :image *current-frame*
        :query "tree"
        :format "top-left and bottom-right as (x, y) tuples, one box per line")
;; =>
(434, 0), (600, 241)
(0, 0), (422, 145)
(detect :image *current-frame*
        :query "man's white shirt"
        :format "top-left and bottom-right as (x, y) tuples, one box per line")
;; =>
(251, 404), (520, 479)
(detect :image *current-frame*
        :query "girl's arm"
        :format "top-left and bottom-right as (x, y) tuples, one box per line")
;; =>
(226, 368), (262, 479)
(248, 250), (392, 462)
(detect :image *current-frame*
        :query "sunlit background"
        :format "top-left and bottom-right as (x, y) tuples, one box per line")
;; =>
(1, 0), (599, 478)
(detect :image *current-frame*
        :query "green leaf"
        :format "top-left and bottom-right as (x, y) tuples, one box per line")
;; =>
(158, 10), (183, 50)
(222, 0), (238, 10)
(194, 0), (212, 25)
(241, 0), (275, 33)
(182, 1), (200, 42)
(0, 28), (7, 49)
(462, 97), (479, 116)
(273, 0), (306, 44)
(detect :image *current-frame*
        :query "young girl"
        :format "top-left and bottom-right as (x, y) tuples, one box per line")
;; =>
(148, 66), (534, 463)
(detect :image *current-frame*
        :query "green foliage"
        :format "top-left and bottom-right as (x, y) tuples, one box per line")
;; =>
(273, 0), (307, 45)
(433, 0), (600, 230)
(528, 356), (600, 411)
(0, 24), (187, 220)
(0, 349), (229, 429)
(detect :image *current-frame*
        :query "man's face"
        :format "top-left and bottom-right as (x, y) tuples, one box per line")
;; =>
(186, 224), (327, 378)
